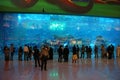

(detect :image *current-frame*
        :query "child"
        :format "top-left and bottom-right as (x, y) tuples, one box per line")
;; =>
(72, 54), (78, 63)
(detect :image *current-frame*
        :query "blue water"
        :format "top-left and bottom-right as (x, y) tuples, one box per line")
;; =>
(0, 13), (120, 48)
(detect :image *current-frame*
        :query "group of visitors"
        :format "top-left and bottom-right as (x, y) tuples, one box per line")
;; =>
(57, 45), (69, 62)
(57, 44), (119, 63)
(2, 43), (120, 70)
(3, 44), (51, 71)
(3, 44), (15, 61)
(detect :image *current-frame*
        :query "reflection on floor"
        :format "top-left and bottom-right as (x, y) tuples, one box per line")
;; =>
(0, 58), (120, 80)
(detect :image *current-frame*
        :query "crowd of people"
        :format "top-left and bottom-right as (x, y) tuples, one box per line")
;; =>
(57, 44), (120, 63)
(3, 44), (51, 71)
(2, 43), (120, 70)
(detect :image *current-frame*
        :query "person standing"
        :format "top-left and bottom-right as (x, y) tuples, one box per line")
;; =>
(48, 46), (53, 60)
(63, 45), (69, 62)
(107, 45), (112, 59)
(107, 44), (114, 59)
(10, 44), (15, 61)
(117, 45), (120, 57)
(18, 46), (23, 61)
(101, 44), (106, 58)
(94, 45), (98, 58)
(88, 46), (92, 58)
(76, 45), (80, 59)
(28, 46), (32, 60)
(23, 45), (29, 61)
(81, 45), (85, 58)
(57, 45), (64, 62)
(40, 45), (49, 71)
(110, 44), (114, 58)
(72, 45), (78, 63)
(4, 46), (10, 61)
(33, 46), (40, 67)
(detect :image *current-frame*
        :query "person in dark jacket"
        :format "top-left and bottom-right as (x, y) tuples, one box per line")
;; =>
(28, 46), (32, 60)
(94, 45), (98, 58)
(76, 45), (80, 59)
(81, 45), (85, 58)
(10, 44), (15, 61)
(88, 46), (92, 58)
(72, 45), (78, 63)
(110, 44), (114, 58)
(18, 46), (23, 61)
(48, 46), (53, 60)
(107, 44), (114, 59)
(57, 45), (64, 62)
(63, 45), (69, 62)
(33, 46), (40, 67)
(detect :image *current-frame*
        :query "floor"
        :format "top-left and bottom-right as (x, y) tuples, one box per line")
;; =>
(0, 57), (120, 80)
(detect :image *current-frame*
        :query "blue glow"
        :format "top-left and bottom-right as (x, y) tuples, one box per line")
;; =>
(18, 14), (21, 20)
(64, 42), (68, 47)
(0, 13), (120, 46)
(50, 21), (65, 31)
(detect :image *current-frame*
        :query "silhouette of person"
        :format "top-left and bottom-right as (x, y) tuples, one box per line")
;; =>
(63, 45), (69, 62)
(10, 44), (15, 60)
(94, 45), (98, 58)
(49, 46), (53, 60)
(4, 46), (10, 61)
(33, 46), (41, 67)
(18, 46), (23, 61)
(57, 45), (64, 62)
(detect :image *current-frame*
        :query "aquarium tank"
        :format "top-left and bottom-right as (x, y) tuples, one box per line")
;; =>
(0, 13), (120, 50)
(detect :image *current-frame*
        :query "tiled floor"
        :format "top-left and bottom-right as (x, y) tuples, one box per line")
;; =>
(0, 58), (120, 80)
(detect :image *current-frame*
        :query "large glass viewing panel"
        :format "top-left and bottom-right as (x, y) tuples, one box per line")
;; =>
(0, 13), (120, 48)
